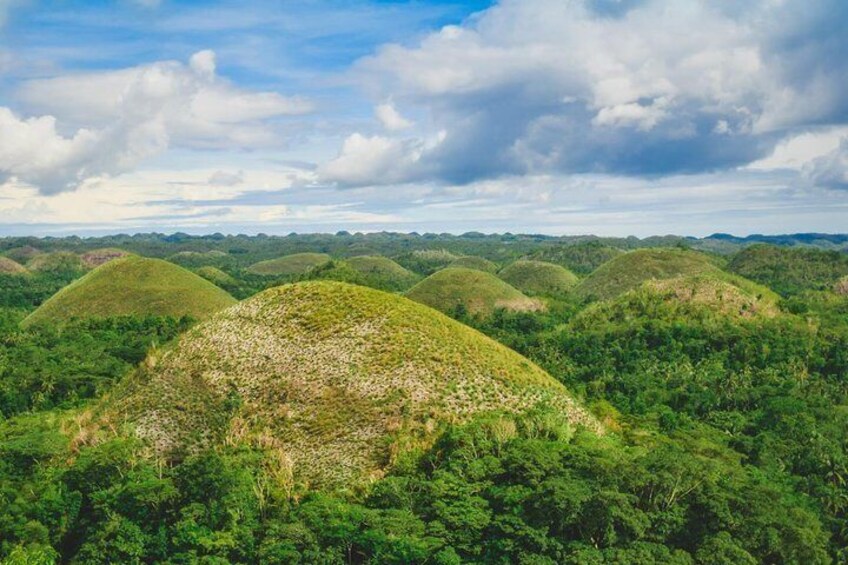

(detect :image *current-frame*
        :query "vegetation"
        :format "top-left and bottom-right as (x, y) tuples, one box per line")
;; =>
(406, 267), (544, 317)
(448, 256), (498, 273)
(99, 281), (596, 489)
(26, 252), (85, 275)
(1, 236), (847, 563)
(575, 248), (723, 301)
(499, 260), (579, 296)
(247, 253), (331, 276)
(80, 248), (131, 269)
(22, 256), (236, 327)
(194, 266), (238, 287)
(3, 245), (42, 264)
(395, 249), (461, 275)
(530, 241), (624, 275)
(730, 244), (848, 296)
(836, 275), (848, 296)
(304, 256), (421, 292)
(0, 257), (27, 276)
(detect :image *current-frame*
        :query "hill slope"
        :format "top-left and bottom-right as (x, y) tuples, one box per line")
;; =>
(575, 248), (723, 300)
(80, 248), (131, 269)
(195, 266), (238, 287)
(0, 257), (28, 276)
(406, 267), (543, 316)
(103, 281), (598, 487)
(345, 256), (420, 291)
(730, 244), (848, 296)
(247, 252), (331, 276)
(27, 251), (85, 274)
(23, 256), (236, 327)
(499, 260), (579, 295)
(449, 256), (499, 273)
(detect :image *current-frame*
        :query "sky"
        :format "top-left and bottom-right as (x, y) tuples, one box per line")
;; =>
(0, 0), (846, 237)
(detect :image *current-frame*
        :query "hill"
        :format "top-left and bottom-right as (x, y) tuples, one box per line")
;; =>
(499, 260), (579, 295)
(345, 256), (421, 291)
(574, 248), (723, 301)
(22, 256), (236, 327)
(729, 244), (848, 296)
(4, 245), (42, 264)
(247, 252), (331, 276)
(449, 256), (498, 273)
(395, 249), (461, 274)
(195, 266), (238, 287)
(0, 257), (28, 276)
(80, 248), (131, 269)
(27, 252), (85, 274)
(531, 242), (624, 275)
(102, 281), (599, 488)
(406, 267), (543, 317)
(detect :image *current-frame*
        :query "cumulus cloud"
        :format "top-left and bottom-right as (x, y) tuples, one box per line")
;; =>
(319, 133), (425, 185)
(804, 138), (848, 190)
(375, 101), (413, 130)
(324, 0), (848, 186)
(2, 50), (311, 193)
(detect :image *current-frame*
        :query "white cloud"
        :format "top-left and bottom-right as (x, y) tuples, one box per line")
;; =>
(375, 101), (413, 130)
(804, 137), (848, 190)
(319, 133), (424, 186)
(208, 170), (244, 186)
(747, 127), (848, 171)
(3, 51), (312, 193)
(339, 0), (848, 185)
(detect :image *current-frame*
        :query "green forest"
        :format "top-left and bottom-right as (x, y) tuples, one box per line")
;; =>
(0, 233), (846, 564)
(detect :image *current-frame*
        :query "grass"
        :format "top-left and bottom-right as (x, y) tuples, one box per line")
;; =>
(406, 267), (544, 317)
(22, 256), (237, 327)
(729, 244), (848, 296)
(345, 256), (421, 291)
(4, 246), (42, 264)
(195, 266), (238, 287)
(80, 248), (131, 269)
(247, 252), (331, 276)
(449, 256), (499, 273)
(835, 276), (848, 296)
(574, 248), (724, 301)
(102, 281), (599, 489)
(0, 257), (28, 276)
(27, 252), (85, 274)
(498, 260), (579, 296)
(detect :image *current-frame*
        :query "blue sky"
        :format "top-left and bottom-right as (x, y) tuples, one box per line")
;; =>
(0, 0), (846, 236)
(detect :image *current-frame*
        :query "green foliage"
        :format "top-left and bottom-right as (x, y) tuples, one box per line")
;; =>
(303, 257), (420, 292)
(730, 244), (848, 296)
(406, 267), (543, 317)
(104, 281), (597, 488)
(22, 256), (236, 327)
(448, 256), (499, 273)
(530, 241), (625, 275)
(25, 252), (85, 276)
(0, 310), (190, 417)
(575, 248), (723, 301)
(498, 260), (579, 296)
(246, 253), (331, 276)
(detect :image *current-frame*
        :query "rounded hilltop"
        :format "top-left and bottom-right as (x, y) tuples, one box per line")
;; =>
(247, 252), (331, 276)
(344, 255), (421, 291)
(499, 260), (579, 295)
(22, 256), (237, 327)
(449, 256), (499, 273)
(104, 281), (599, 488)
(80, 248), (131, 269)
(27, 251), (85, 274)
(406, 267), (544, 317)
(574, 248), (723, 301)
(0, 256), (28, 276)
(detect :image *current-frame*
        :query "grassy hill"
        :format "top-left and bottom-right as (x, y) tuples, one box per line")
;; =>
(0, 257), (28, 276)
(4, 245), (42, 264)
(247, 252), (331, 276)
(102, 281), (599, 488)
(729, 244), (848, 296)
(27, 252), (85, 274)
(80, 248), (131, 269)
(406, 267), (543, 317)
(395, 249), (461, 275)
(449, 256), (499, 273)
(22, 256), (236, 327)
(574, 248), (723, 301)
(195, 266), (238, 287)
(345, 256), (421, 291)
(499, 260), (579, 295)
(531, 242), (625, 275)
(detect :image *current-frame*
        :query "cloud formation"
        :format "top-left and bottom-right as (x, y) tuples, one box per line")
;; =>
(804, 138), (848, 190)
(323, 0), (848, 186)
(1, 51), (311, 193)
